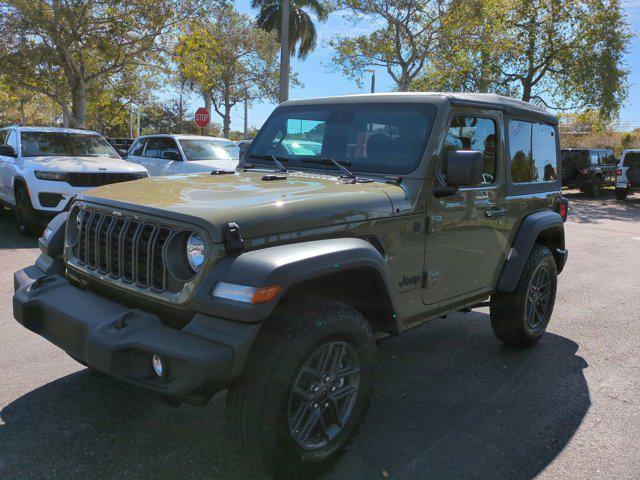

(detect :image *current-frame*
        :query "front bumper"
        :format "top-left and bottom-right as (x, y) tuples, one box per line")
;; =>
(13, 265), (258, 404)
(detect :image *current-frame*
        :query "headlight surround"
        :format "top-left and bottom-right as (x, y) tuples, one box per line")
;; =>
(34, 171), (68, 182)
(165, 229), (208, 282)
(186, 232), (205, 272)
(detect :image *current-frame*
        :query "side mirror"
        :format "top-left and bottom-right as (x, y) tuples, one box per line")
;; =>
(0, 144), (17, 158)
(117, 149), (128, 159)
(162, 151), (181, 161)
(446, 150), (484, 187)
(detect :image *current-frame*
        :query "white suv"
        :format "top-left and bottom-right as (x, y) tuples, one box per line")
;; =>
(615, 149), (640, 201)
(125, 134), (239, 176)
(0, 126), (148, 234)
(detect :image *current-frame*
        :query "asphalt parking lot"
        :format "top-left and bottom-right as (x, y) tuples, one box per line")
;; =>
(0, 190), (639, 480)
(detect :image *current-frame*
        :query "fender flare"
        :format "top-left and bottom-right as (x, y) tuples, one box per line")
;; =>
(192, 238), (400, 326)
(497, 210), (565, 293)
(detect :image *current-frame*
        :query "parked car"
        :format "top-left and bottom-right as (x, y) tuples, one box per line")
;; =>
(107, 137), (134, 155)
(561, 148), (618, 196)
(14, 93), (568, 474)
(614, 149), (640, 200)
(0, 126), (148, 234)
(125, 134), (239, 176)
(236, 138), (252, 159)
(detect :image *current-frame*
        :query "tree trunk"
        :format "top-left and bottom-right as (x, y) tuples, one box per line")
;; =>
(223, 88), (231, 138)
(521, 81), (532, 103)
(69, 78), (88, 128)
(223, 108), (231, 138)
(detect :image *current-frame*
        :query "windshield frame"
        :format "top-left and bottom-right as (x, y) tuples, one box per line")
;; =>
(245, 102), (437, 176)
(20, 131), (120, 159)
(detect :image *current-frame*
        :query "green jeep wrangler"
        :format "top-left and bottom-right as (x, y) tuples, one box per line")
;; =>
(14, 93), (568, 473)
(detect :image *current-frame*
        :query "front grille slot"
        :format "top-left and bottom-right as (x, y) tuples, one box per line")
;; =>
(122, 221), (141, 283)
(71, 206), (176, 294)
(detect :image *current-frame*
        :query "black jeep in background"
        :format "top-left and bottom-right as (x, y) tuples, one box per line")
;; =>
(561, 148), (618, 196)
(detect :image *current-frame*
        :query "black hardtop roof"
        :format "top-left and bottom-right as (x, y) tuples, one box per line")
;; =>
(281, 92), (558, 125)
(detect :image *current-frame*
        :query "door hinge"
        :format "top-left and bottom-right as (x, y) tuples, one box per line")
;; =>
(422, 269), (439, 288)
(429, 215), (444, 233)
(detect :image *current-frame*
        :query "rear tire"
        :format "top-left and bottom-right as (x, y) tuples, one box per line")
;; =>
(14, 186), (40, 236)
(490, 244), (557, 347)
(588, 177), (602, 197)
(225, 297), (376, 477)
(615, 188), (629, 201)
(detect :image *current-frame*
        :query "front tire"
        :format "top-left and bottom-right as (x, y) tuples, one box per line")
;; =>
(615, 188), (629, 201)
(490, 244), (557, 347)
(14, 186), (40, 236)
(225, 297), (376, 476)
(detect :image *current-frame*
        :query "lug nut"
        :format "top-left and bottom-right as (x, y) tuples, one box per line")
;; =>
(312, 385), (319, 393)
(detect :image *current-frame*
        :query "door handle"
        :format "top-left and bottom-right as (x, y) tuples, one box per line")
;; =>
(486, 208), (507, 219)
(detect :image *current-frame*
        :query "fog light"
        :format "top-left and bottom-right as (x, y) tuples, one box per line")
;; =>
(152, 354), (164, 377)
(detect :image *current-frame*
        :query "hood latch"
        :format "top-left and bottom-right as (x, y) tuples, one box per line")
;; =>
(222, 222), (245, 255)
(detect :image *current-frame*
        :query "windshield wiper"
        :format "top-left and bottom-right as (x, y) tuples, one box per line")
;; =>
(247, 153), (288, 173)
(301, 157), (358, 181)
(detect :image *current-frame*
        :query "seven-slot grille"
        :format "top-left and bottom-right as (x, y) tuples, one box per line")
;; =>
(73, 207), (173, 291)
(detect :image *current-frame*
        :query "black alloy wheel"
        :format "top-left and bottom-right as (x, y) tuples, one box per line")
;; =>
(525, 265), (552, 331)
(288, 341), (360, 450)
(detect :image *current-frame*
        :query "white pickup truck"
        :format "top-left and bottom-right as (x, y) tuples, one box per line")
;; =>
(0, 126), (148, 234)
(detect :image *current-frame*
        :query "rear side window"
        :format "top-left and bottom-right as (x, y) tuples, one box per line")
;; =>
(129, 139), (146, 156)
(623, 152), (640, 167)
(509, 121), (558, 184)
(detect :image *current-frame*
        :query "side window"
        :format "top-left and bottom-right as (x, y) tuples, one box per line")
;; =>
(442, 116), (497, 185)
(589, 151), (599, 165)
(0, 130), (8, 144)
(129, 139), (146, 156)
(509, 121), (558, 184)
(144, 138), (180, 160)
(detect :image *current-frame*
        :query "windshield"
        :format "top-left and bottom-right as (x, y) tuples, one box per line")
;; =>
(179, 139), (240, 161)
(247, 103), (437, 174)
(21, 132), (119, 158)
(623, 152), (640, 167)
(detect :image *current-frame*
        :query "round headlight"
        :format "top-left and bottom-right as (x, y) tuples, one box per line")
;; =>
(186, 232), (205, 272)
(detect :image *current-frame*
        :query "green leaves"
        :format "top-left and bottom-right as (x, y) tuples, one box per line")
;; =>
(252, 0), (331, 58)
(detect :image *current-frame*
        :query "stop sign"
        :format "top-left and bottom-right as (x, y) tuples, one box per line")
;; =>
(195, 107), (210, 128)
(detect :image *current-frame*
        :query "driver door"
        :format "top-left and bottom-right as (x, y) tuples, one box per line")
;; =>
(423, 110), (510, 306)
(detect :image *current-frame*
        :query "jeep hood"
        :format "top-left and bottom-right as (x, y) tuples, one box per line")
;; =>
(26, 155), (147, 173)
(81, 171), (402, 241)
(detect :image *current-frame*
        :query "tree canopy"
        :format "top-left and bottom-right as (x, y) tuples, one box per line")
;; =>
(409, 0), (630, 121)
(0, 0), (209, 128)
(174, 5), (281, 137)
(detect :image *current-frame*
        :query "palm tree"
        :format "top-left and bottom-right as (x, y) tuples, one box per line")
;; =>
(252, 0), (330, 59)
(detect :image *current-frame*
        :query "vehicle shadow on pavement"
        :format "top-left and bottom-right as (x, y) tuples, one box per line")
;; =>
(0, 313), (589, 480)
(0, 210), (39, 249)
(562, 190), (640, 224)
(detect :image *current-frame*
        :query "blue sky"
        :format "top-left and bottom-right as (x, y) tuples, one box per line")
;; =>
(182, 0), (640, 132)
